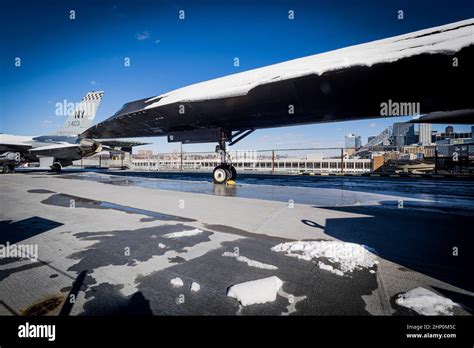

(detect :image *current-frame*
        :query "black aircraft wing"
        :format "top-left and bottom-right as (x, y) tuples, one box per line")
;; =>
(82, 19), (474, 143)
(408, 109), (474, 124)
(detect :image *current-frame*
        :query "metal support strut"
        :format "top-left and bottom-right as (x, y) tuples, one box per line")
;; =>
(212, 130), (236, 184)
(217, 136), (227, 165)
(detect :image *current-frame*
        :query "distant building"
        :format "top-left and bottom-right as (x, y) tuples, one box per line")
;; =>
(306, 153), (324, 161)
(419, 124), (432, 145)
(134, 149), (155, 159)
(402, 146), (436, 158)
(137, 149), (153, 156)
(345, 133), (362, 149)
(388, 125), (393, 138)
(436, 138), (473, 145)
(433, 125), (471, 143)
(368, 136), (376, 143)
(399, 153), (418, 160)
(132, 157), (372, 173)
(392, 123), (417, 146)
(363, 128), (391, 148)
(353, 128), (392, 159)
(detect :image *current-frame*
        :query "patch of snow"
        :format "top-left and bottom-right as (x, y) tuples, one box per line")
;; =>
(170, 277), (184, 288)
(191, 282), (200, 292)
(84, 231), (241, 299)
(227, 276), (283, 306)
(396, 287), (460, 316)
(271, 240), (378, 275)
(163, 229), (203, 238)
(158, 243), (166, 249)
(317, 261), (344, 276)
(222, 251), (278, 270)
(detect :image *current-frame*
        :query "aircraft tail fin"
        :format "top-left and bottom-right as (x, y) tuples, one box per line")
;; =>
(56, 91), (104, 136)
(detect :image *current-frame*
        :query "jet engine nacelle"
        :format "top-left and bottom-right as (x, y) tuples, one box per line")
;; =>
(78, 138), (103, 157)
(0, 152), (21, 163)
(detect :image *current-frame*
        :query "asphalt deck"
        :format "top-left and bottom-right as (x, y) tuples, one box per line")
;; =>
(0, 171), (473, 316)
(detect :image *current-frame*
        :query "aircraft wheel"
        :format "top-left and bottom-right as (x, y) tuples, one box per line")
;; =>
(213, 165), (229, 184)
(51, 162), (62, 172)
(229, 165), (237, 181)
(2, 164), (12, 174)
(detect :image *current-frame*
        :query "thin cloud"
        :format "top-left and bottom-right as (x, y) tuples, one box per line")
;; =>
(136, 31), (150, 41)
(42, 119), (54, 128)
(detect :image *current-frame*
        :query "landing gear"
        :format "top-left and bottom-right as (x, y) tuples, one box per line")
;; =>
(229, 165), (237, 181)
(212, 164), (237, 184)
(212, 134), (237, 184)
(213, 165), (229, 184)
(0, 152), (19, 174)
(211, 128), (253, 184)
(1, 163), (15, 174)
(50, 162), (62, 172)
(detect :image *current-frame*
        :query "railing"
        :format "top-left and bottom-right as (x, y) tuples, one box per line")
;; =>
(74, 144), (474, 176)
(130, 147), (372, 174)
(73, 158), (127, 168)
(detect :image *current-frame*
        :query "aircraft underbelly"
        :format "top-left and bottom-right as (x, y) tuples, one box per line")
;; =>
(82, 44), (473, 139)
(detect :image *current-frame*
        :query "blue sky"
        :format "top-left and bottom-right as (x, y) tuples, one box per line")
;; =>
(1, 0), (473, 152)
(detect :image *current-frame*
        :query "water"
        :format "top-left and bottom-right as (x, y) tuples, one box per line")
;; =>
(57, 170), (474, 215)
